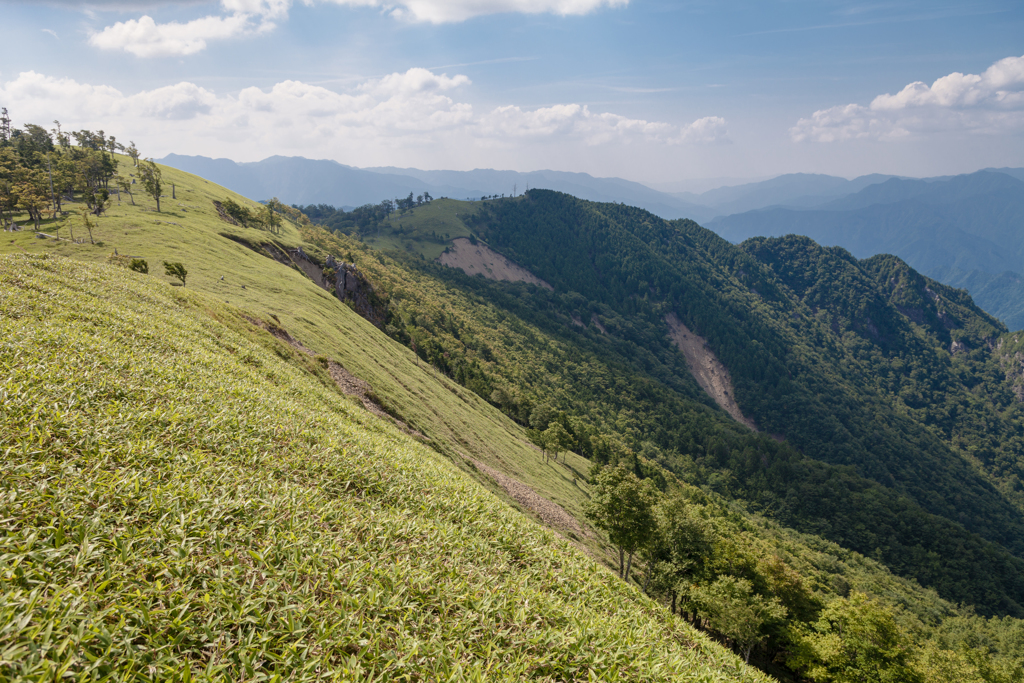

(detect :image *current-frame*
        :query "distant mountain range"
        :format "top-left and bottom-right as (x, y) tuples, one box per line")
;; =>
(159, 154), (712, 221)
(708, 170), (1024, 329)
(159, 153), (1024, 329)
(670, 172), (900, 216)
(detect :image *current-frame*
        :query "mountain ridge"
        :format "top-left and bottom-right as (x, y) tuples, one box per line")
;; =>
(6, 151), (1024, 678)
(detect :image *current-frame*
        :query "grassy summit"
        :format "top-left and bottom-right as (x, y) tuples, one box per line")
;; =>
(0, 254), (766, 681)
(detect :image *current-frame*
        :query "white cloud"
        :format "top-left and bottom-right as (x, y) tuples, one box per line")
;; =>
(791, 54), (1024, 142)
(479, 103), (671, 144)
(0, 71), (218, 120)
(88, 13), (269, 57)
(338, 0), (630, 23)
(88, 0), (627, 57)
(38, 1), (207, 6)
(220, 0), (289, 19)
(0, 68), (721, 168)
(676, 116), (729, 144)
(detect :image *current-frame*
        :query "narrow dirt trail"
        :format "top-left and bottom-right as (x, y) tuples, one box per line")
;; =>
(665, 313), (757, 431)
(471, 459), (589, 539)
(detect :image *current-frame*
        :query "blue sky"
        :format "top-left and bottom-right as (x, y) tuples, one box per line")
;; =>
(1, 0), (1022, 186)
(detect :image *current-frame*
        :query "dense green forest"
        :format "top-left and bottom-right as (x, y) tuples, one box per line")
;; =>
(303, 190), (1024, 619)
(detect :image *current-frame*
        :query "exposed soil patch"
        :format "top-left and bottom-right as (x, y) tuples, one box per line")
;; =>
(326, 362), (424, 438)
(243, 314), (423, 437)
(244, 314), (314, 353)
(665, 312), (757, 431)
(471, 459), (589, 539)
(438, 238), (553, 290)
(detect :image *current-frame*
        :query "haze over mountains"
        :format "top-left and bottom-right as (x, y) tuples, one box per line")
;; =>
(160, 154), (713, 221)
(160, 154), (1024, 329)
(162, 154), (907, 224)
(710, 170), (1024, 329)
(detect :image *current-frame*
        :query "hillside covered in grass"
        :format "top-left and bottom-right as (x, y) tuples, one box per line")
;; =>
(0, 254), (768, 681)
(5, 133), (1024, 680)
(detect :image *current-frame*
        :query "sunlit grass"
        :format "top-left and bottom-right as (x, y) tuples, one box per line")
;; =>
(0, 254), (768, 681)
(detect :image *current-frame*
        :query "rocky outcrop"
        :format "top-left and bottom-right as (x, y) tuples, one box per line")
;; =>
(225, 233), (388, 329)
(322, 253), (387, 328)
(286, 247), (387, 327)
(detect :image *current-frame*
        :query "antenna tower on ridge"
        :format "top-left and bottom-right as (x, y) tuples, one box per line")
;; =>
(1, 108), (11, 143)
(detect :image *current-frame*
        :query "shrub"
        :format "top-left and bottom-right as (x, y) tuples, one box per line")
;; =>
(163, 261), (187, 286)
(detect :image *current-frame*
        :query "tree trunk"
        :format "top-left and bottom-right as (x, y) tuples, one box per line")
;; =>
(643, 567), (652, 594)
(625, 551), (633, 582)
(744, 644), (752, 664)
(172, 184), (176, 199)
(671, 590), (676, 615)
(156, 196), (160, 212)
(619, 547), (624, 579)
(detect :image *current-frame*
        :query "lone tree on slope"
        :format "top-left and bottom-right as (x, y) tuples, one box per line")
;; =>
(585, 464), (659, 582)
(139, 159), (162, 212)
(163, 261), (186, 286)
(125, 141), (140, 167)
(541, 421), (575, 464)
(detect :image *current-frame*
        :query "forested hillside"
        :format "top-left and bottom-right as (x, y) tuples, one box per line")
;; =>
(342, 189), (1024, 617)
(5, 121), (1024, 681)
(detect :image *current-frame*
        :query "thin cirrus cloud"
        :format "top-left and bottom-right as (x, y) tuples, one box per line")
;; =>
(88, 0), (628, 57)
(791, 54), (1024, 142)
(0, 68), (726, 162)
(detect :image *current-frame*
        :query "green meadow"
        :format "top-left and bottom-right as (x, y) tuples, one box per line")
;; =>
(0, 253), (768, 681)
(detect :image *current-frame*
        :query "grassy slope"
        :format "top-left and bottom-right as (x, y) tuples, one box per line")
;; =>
(7, 159), (1018, 677)
(1, 157), (593, 549)
(0, 254), (768, 681)
(5, 159), (999, 608)
(363, 198), (478, 259)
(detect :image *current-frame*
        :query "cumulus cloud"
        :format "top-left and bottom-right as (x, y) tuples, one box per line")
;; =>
(0, 68), (722, 166)
(89, 13), (266, 57)
(676, 116), (729, 144)
(0, 71), (217, 120)
(88, 0), (628, 56)
(480, 103), (676, 145)
(791, 54), (1024, 142)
